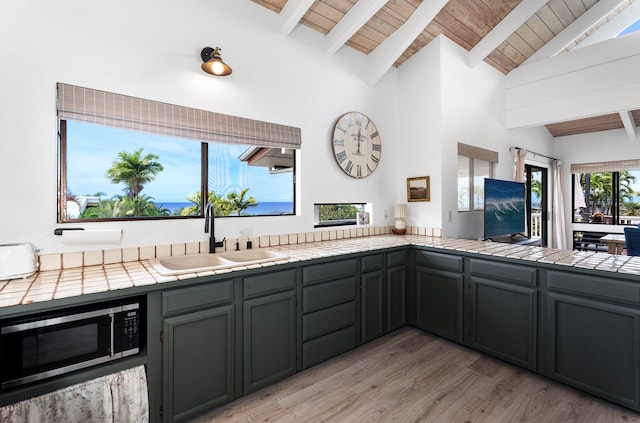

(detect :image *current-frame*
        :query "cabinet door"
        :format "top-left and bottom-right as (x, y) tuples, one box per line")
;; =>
(386, 265), (406, 331)
(243, 290), (296, 394)
(361, 270), (384, 343)
(548, 293), (640, 409)
(468, 276), (536, 370)
(162, 305), (234, 423)
(416, 266), (463, 343)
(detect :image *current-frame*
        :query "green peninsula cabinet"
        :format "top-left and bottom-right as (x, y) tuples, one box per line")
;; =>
(301, 258), (358, 369)
(467, 259), (537, 370)
(414, 250), (464, 343)
(546, 270), (640, 409)
(161, 280), (235, 423)
(242, 269), (297, 394)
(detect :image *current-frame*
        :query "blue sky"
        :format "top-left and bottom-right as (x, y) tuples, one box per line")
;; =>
(620, 19), (640, 36)
(66, 121), (292, 203)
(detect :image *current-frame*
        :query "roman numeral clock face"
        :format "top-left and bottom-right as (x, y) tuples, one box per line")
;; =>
(332, 112), (381, 178)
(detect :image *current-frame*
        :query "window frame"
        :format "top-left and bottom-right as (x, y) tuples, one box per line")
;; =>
(457, 143), (497, 212)
(458, 156), (494, 212)
(313, 203), (366, 228)
(58, 119), (297, 222)
(571, 171), (639, 226)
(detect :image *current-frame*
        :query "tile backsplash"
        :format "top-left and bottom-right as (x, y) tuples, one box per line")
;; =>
(38, 225), (441, 272)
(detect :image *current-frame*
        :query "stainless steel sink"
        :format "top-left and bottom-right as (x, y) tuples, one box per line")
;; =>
(149, 250), (288, 275)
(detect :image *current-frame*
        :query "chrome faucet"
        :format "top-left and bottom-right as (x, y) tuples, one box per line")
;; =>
(204, 202), (225, 253)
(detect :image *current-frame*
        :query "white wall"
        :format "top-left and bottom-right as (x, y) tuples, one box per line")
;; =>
(0, 0), (559, 255)
(0, 0), (400, 253)
(396, 39), (443, 230)
(398, 36), (553, 241)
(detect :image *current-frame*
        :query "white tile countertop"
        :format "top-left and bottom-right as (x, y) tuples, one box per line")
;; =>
(2, 234), (640, 308)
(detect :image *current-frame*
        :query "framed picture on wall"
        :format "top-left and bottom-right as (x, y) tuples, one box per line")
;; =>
(407, 176), (430, 202)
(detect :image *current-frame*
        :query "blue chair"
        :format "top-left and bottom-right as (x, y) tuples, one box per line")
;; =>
(624, 227), (640, 256)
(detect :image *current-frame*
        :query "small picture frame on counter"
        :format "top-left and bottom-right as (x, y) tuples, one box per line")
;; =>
(357, 212), (370, 225)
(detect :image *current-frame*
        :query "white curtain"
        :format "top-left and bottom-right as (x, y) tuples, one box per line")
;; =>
(573, 173), (586, 209)
(0, 366), (148, 423)
(552, 161), (568, 249)
(514, 148), (526, 182)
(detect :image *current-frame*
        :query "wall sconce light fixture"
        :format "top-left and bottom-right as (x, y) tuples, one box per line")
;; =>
(200, 47), (232, 76)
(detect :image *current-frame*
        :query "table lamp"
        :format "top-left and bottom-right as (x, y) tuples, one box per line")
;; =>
(393, 204), (407, 235)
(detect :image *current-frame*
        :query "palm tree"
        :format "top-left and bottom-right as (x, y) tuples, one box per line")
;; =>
(226, 188), (258, 216)
(180, 192), (203, 216)
(106, 148), (163, 199)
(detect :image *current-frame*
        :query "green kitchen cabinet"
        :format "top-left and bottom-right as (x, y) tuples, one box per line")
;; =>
(386, 250), (407, 332)
(302, 258), (358, 369)
(361, 250), (407, 343)
(467, 259), (537, 370)
(242, 269), (297, 394)
(361, 254), (385, 343)
(414, 250), (464, 343)
(162, 305), (234, 423)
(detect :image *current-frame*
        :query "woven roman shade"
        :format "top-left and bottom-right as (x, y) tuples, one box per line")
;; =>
(570, 159), (640, 174)
(57, 83), (302, 149)
(457, 142), (498, 163)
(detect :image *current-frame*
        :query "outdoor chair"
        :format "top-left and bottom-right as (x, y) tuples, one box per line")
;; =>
(624, 227), (640, 256)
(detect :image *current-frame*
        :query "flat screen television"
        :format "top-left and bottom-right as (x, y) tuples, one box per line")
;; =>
(484, 178), (526, 240)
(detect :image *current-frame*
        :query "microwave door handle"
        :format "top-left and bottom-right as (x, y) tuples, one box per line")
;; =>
(110, 313), (115, 357)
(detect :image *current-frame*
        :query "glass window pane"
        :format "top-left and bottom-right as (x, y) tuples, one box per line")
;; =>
(458, 156), (470, 211)
(64, 121), (201, 219)
(317, 204), (365, 226)
(619, 170), (640, 225)
(473, 159), (490, 209)
(583, 172), (613, 223)
(207, 144), (294, 216)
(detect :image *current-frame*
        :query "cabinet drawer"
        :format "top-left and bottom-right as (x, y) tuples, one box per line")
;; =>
(416, 250), (463, 272)
(162, 280), (233, 316)
(302, 325), (357, 369)
(387, 250), (407, 267)
(547, 271), (640, 304)
(303, 301), (357, 341)
(361, 254), (383, 273)
(470, 258), (536, 286)
(302, 259), (356, 286)
(303, 277), (356, 313)
(243, 268), (296, 299)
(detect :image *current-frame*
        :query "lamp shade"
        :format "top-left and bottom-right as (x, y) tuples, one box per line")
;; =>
(394, 204), (407, 232)
(394, 204), (407, 219)
(201, 47), (232, 76)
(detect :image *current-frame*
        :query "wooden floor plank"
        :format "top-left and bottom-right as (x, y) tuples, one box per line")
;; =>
(190, 328), (640, 423)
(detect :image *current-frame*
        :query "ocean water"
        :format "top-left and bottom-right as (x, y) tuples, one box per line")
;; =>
(484, 198), (526, 239)
(156, 201), (293, 216)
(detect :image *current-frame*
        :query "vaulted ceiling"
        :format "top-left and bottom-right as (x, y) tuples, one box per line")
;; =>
(250, 0), (640, 137)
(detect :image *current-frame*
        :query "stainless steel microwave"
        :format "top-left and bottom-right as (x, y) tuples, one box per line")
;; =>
(0, 297), (143, 390)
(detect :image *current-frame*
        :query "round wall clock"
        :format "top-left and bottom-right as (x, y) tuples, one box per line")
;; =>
(332, 111), (381, 178)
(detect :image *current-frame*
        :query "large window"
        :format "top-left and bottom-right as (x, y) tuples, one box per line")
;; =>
(57, 83), (300, 222)
(572, 169), (640, 225)
(457, 143), (497, 211)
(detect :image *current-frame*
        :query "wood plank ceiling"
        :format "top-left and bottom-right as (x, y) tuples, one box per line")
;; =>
(250, 0), (639, 137)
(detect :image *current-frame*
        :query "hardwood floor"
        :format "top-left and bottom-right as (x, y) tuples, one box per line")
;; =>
(190, 327), (640, 423)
